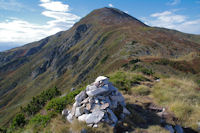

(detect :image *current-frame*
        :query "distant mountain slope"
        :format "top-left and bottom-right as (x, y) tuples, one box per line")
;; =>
(0, 7), (200, 126)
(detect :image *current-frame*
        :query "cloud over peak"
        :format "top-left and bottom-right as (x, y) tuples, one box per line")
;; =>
(0, 0), (80, 47)
(141, 10), (200, 34)
(39, 1), (69, 12)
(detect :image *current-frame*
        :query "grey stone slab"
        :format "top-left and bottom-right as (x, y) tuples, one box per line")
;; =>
(75, 106), (84, 117)
(75, 90), (87, 103)
(107, 108), (118, 124)
(86, 85), (110, 97)
(85, 110), (104, 124)
(66, 113), (73, 123)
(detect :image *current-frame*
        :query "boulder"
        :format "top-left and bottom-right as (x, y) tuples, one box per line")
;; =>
(75, 106), (84, 117)
(67, 113), (73, 123)
(85, 110), (105, 124)
(95, 76), (109, 84)
(86, 85), (110, 97)
(75, 90), (87, 103)
(78, 114), (89, 122)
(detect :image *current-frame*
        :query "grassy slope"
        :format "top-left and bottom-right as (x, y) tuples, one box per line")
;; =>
(8, 60), (200, 132)
(0, 7), (200, 129)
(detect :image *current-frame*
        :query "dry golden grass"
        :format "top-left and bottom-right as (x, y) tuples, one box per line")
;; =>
(70, 119), (114, 133)
(133, 125), (170, 133)
(130, 85), (150, 96)
(151, 77), (200, 130)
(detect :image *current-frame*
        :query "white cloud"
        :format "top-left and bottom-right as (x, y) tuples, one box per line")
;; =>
(167, 0), (181, 6)
(108, 4), (114, 7)
(39, 1), (69, 12)
(40, 0), (50, 3)
(0, 0), (80, 48)
(141, 10), (200, 34)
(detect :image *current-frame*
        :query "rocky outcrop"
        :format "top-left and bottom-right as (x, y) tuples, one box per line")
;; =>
(62, 76), (130, 127)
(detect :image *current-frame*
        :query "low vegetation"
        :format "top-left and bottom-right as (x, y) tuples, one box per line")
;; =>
(21, 87), (61, 116)
(109, 71), (148, 91)
(11, 113), (26, 129)
(151, 77), (200, 129)
(130, 85), (150, 96)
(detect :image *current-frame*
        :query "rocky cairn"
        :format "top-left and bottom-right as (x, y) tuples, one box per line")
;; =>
(62, 76), (130, 127)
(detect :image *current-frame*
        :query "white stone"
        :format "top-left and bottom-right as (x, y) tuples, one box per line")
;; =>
(78, 114), (89, 122)
(67, 113), (73, 123)
(75, 106), (84, 117)
(85, 110), (104, 124)
(95, 76), (108, 83)
(86, 85), (110, 97)
(71, 102), (78, 116)
(93, 124), (98, 128)
(75, 90), (87, 103)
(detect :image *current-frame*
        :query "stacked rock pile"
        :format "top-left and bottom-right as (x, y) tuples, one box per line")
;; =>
(62, 76), (130, 127)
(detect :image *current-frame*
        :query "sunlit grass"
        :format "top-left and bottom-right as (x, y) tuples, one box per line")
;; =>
(151, 77), (200, 129)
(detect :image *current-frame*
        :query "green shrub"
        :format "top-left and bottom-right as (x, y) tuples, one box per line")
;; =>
(46, 88), (84, 113)
(131, 64), (143, 71)
(0, 127), (7, 133)
(30, 114), (50, 127)
(155, 58), (170, 65)
(21, 86), (61, 115)
(65, 88), (83, 104)
(138, 68), (154, 75)
(100, 55), (109, 64)
(197, 80), (200, 86)
(131, 85), (150, 96)
(129, 59), (140, 64)
(109, 71), (148, 91)
(46, 97), (67, 113)
(11, 113), (26, 128)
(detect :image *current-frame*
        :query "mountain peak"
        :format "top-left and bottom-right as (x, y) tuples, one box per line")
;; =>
(79, 7), (147, 27)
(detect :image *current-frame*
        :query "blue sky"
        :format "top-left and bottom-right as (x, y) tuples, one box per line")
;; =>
(0, 0), (200, 51)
